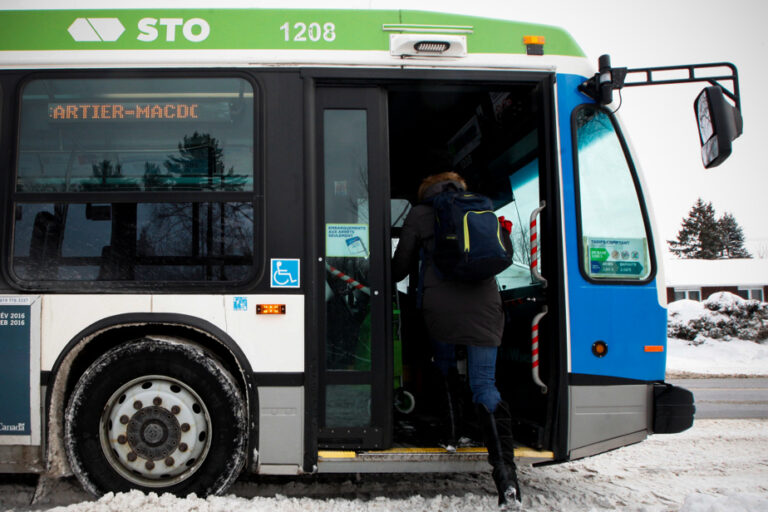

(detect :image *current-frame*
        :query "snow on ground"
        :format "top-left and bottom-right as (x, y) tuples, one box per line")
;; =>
(667, 337), (768, 377)
(4, 418), (766, 512)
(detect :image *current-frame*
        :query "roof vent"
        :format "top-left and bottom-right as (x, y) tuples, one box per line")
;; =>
(390, 34), (467, 58)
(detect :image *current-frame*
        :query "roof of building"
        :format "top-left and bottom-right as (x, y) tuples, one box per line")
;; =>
(664, 259), (768, 287)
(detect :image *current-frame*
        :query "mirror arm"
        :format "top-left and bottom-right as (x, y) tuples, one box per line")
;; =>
(707, 78), (739, 108)
(580, 55), (741, 111)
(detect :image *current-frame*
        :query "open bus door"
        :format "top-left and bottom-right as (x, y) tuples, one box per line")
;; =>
(312, 74), (563, 464)
(315, 86), (392, 450)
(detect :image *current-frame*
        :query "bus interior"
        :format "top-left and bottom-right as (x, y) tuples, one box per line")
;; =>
(384, 79), (562, 454)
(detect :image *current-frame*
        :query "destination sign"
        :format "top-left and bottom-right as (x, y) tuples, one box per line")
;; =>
(48, 102), (201, 121)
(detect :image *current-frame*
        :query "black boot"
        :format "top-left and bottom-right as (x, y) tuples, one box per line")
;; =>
(438, 373), (459, 451)
(494, 401), (521, 504)
(446, 368), (470, 446)
(477, 402), (522, 510)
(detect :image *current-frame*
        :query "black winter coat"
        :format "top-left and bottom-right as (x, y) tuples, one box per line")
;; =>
(391, 181), (504, 347)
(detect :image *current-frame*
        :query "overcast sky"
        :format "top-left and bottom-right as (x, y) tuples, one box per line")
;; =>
(9, 0), (768, 255)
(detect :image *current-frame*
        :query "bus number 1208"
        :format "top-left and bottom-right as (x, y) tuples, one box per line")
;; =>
(280, 22), (336, 43)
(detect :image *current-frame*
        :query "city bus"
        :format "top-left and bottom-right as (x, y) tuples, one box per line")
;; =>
(0, 6), (742, 497)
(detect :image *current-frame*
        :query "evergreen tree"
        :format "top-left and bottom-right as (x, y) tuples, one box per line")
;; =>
(718, 212), (751, 258)
(668, 198), (753, 259)
(668, 198), (722, 259)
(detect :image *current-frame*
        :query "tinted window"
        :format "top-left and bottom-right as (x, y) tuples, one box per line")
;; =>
(18, 78), (253, 193)
(13, 202), (253, 282)
(13, 77), (256, 284)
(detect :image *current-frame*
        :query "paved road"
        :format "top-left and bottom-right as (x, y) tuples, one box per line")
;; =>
(669, 378), (768, 419)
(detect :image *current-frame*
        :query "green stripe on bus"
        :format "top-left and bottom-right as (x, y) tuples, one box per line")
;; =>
(0, 9), (584, 57)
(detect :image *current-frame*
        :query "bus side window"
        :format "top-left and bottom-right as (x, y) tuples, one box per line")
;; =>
(574, 106), (653, 282)
(28, 210), (63, 280)
(12, 77), (257, 285)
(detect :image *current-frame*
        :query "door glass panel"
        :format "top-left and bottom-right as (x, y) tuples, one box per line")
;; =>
(494, 157), (541, 291)
(575, 107), (651, 281)
(323, 109), (372, 374)
(325, 385), (371, 427)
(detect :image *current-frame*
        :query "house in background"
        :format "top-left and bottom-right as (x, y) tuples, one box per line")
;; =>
(664, 259), (768, 303)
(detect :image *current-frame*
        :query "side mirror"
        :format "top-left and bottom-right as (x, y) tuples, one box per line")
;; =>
(695, 86), (743, 168)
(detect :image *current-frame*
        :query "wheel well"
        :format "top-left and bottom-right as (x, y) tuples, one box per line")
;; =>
(64, 323), (248, 401)
(46, 317), (257, 476)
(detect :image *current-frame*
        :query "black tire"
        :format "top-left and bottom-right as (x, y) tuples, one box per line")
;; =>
(64, 337), (247, 496)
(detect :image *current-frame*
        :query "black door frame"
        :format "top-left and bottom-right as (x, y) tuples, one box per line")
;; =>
(314, 85), (392, 450)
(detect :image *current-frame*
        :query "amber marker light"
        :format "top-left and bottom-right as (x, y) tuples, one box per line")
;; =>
(523, 35), (545, 56)
(644, 345), (664, 353)
(256, 304), (286, 315)
(523, 35), (546, 45)
(591, 340), (608, 358)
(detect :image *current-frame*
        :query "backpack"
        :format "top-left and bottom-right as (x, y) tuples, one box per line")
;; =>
(426, 185), (513, 281)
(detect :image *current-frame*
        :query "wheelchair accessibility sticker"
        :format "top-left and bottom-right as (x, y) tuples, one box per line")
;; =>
(271, 258), (300, 288)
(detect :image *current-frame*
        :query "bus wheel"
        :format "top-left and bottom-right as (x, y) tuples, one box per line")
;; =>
(64, 337), (247, 497)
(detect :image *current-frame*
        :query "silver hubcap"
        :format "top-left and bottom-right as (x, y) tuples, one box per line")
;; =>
(100, 375), (212, 487)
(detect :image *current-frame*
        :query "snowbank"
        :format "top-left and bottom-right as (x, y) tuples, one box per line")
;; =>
(45, 489), (766, 512)
(668, 292), (768, 343)
(665, 293), (768, 377)
(45, 490), (496, 512)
